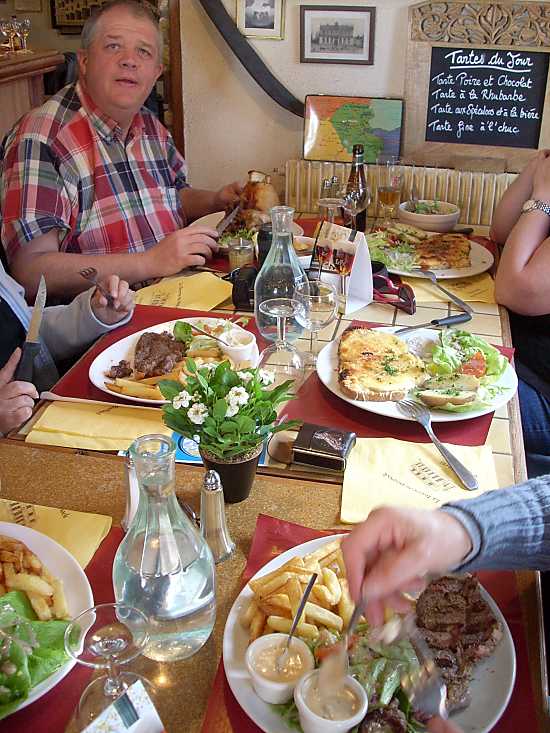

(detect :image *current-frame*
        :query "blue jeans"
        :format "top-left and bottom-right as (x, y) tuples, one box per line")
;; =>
(518, 378), (550, 478)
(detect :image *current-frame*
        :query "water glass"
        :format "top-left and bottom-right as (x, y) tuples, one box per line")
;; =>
(294, 280), (338, 366)
(257, 298), (304, 388)
(228, 237), (254, 271)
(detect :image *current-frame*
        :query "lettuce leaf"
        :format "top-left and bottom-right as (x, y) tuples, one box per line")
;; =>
(427, 330), (507, 384)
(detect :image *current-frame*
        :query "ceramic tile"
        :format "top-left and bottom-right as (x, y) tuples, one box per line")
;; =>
(493, 453), (515, 488)
(394, 306), (448, 327)
(494, 399), (509, 419)
(451, 302), (500, 315)
(465, 313), (503, 338)
(342, 302), (397, 325)
(487, 418), (512, 454)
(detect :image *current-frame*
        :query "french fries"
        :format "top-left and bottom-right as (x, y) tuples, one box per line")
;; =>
(0, 535), (70, 621)
(241, 538), (356, 646)
(105, 378), (163, 400)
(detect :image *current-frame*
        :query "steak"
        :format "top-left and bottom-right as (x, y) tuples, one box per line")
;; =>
(107, 359), (133, 379)
(133, 332), (185, 378)
(360, 699), (408, 732)
(415, 574), (502, 713)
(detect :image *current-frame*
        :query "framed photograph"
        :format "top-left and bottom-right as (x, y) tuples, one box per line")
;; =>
(237, 0), (285, 40)
(300, 5), (375, 65)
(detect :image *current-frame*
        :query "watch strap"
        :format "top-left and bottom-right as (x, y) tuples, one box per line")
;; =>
(522, 199), (550, 216)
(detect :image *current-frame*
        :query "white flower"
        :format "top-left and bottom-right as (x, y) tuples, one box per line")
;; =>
(227, 386), (249, 406)
(237, 370), (253, 383)
(187, 402), (209, 425)
(226, 403), (239, 418)
(258, 368), (276, 386)
(172, 390), (193, 410)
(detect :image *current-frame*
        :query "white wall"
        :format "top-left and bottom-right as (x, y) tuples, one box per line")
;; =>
(180, 0), (416, 190)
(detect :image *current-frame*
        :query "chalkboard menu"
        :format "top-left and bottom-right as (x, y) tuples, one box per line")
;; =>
(425, 46), (549, 148)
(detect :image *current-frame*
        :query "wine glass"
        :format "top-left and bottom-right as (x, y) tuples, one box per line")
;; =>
(294, 279), (338, 367)
(18, 18), (30, 52)
(341, 186), (371, 230)
(64, 602), (153, 729)
(257, 298), (304, 389)
(376, 155), (404, 228)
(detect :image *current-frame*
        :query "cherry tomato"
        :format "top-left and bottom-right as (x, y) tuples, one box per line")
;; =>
(460, 350), (486, 377)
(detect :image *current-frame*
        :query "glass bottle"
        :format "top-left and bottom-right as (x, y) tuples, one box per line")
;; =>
(254, 205), (307, 342)
(346, 144), (368, 232)
(113, 434), (216, 662)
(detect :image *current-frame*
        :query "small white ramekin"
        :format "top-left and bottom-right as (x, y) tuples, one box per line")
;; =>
(245, 633), (315, 704)
(220, 328), (257, 366)
(294, 670), (368, 733)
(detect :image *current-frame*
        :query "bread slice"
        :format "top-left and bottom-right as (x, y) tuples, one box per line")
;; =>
(338, 327), (426, 402)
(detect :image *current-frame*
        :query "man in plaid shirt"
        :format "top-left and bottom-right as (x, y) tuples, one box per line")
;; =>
(0, 0), (240, 300)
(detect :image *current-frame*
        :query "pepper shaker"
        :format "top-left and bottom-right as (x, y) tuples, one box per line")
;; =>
(200, 470), (235, 563)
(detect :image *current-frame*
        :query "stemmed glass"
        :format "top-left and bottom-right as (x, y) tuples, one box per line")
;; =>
(294, 279), (338, 367)
(64, 602), (153, 729)
(18, 18), (30, 52)
(376, 155), (404, 228)
(257, 298), (304, 389)
(341, 186), (371, 230)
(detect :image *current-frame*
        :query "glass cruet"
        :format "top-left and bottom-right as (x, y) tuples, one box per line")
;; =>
(254, 205), (308, 343)
(112, 434), (216, 662)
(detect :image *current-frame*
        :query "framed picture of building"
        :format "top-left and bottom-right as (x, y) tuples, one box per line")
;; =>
(300, 5), (375, 65)
(237, 0), (285, 40)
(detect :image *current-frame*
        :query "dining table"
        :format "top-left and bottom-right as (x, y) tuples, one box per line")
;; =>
(0, 216), (546, 732)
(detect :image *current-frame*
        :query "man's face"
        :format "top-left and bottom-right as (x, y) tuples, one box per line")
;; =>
(77, 6), (163, 125)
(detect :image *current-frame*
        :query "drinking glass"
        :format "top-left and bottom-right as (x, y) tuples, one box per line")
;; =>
(295, 279), (338, 366)
(64, 602), (153, 729)
(341, 186), (371, 230)
(227, 236), (254, 271)
(317, 196), (342, 225)
(376, 156), (404, 227)
(257, 298), (304, 389)
(18, 18), (30, 52)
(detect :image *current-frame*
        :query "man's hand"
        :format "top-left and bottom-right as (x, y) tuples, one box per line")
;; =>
(428, 716), (463, 733)
(147, 226), (219, 276)
(0, 349), (38, 435)
(213, 181), (242, 211)
(341, 506), (472, 626)
(532, 152), (550, 202)
(90, 275), (135, 325)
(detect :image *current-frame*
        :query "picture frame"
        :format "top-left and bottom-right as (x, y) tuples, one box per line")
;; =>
(303, 95), (403, 162)
(300, 5), (375, 65)
(237, 0), (285, 40)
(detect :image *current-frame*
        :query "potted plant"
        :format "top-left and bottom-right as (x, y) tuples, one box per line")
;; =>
(159, 359), (298, 503)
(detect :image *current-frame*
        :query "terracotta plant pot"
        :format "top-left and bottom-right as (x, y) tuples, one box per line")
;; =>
(199, 444), (263, 504)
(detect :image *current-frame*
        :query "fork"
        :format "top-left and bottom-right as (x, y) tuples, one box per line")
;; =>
(397, 400), (479, 490)
(412, 269), (473, 315)
(401, 624), (448, 719)
(79, 267), (115, 307)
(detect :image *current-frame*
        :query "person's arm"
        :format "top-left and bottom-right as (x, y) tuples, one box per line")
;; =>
(10, 226), (220, 300)
(490, 151), (542, 244)
(494, 154), (550, 315)
(0, 349), (38, 436)
(180, 181), (241, 222)
(40, 276), (134, 361)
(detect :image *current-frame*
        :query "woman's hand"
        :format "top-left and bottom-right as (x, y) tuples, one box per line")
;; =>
(0, 348), (38, 435)
(90, 275), (135, 325)
(341, 506), (472, 625)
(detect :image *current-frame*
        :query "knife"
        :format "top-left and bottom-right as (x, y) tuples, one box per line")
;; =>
(15, 275), (46, 383)
(395, 312), (472, 335)
(215, 205), (242, 237)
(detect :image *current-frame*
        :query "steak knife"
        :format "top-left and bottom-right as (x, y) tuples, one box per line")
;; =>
(15, 275), (47, 383)
(395, 312), (471, 335)
(215, 205), (242, 237)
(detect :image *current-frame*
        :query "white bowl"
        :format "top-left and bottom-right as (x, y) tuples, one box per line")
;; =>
(220, 327), (257, 366)
(398, 200), (460, 232)
(294, 670), (368, 733)
(245, 633), (315, 704)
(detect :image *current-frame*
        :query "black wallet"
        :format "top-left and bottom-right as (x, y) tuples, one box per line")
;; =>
(292, 423), (356, 471)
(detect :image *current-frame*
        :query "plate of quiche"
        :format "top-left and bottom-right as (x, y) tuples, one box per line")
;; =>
(316, 326), (517, 423)
(367, 223), (494, 279)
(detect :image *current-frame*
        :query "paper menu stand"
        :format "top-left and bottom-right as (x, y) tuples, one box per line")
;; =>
(313, 221), (373, 315)
(82, 680), (165, 733)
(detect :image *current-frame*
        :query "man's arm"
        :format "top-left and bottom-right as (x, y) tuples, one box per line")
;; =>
(10, 226), (219, 300)
(180, 181), (241, 222)
(489, 151), (542, 244)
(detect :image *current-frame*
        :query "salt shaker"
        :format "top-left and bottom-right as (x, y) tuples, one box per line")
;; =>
(200, 470), (235, 563)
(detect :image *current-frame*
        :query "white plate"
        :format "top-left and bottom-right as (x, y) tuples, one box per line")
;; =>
(223, 535), (515, 733)
(192, 212), (305, 249)
(89, 318), (259, 405)
(0, 521), (94, 715)
(315, 327), (517, 423)
(368, 237), (494, 280)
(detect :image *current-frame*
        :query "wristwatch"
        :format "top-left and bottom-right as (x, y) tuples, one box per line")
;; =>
(521, 199), (550, 216)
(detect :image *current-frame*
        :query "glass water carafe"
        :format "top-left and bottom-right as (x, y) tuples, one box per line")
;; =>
(254, 205), (308, 342)
(113, 434), (216, 662)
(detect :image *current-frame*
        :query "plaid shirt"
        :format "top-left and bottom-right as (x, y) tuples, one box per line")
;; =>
(0, 82), (188, 262)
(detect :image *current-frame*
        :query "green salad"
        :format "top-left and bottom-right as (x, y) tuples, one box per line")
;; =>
(0, 591), (71, 719)
(272, 625), (426, 732)
(367, 231), (417, 272)
(219, 227), (255, 247)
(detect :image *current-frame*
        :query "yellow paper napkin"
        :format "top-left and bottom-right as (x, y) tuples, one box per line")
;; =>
(401, 273), (495, 304)
(0, 498), (112, 568)
(25, 402), (171, 451)
(341, 437), (498, 524)
(134, 272), (233, 309)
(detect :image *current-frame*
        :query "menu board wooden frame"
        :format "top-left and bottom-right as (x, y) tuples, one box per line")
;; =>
(403, 1), (550, 172)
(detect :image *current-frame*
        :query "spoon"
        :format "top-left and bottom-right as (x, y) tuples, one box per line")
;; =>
(274, 573), (317, 674)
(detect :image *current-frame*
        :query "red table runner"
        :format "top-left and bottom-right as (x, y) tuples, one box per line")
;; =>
(201, 514), (537, 733)
(8, 528), (122, 733)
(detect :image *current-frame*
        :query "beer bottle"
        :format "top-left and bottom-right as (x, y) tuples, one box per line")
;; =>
(346, 144), (368, 232)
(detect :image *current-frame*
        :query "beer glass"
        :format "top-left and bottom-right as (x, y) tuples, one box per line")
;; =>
(376, 156), (404, 228)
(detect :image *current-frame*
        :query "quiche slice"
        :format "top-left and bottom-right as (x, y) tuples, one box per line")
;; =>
(415, 233), (471, 270)
(338, 327), (426, 402)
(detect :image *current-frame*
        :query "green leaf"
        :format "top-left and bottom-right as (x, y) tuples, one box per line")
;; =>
(213, 399), (228, 420)
(220, 421), (237, 434)
(173, 321), (194, 345)
(158, 379), (182, 400)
